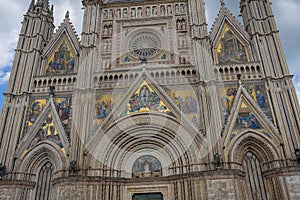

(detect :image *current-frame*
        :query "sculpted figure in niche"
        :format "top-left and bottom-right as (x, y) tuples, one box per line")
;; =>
(179, 37), (186, 47)
(146, 7), (151, 16)
(180, 55), (186, 64)
(123, 8), (128, 18)
(160, 5), (166, 16)
(109, 9), (113, 19)
(181, 19), (186, 30)
(131, 8), (136, 17)
(152, 6), (157, 16)
(104, 10), (108, 19)
(180, 4), (185, 13)
(176, 20), (180, 30)
(116, 9), (121, 18)
(108, 25), (113, 35)
(144, 162), (150, 173)
(103, 40), (111, 51)
(103, 25), (108, 36)
(175, 4), (179, 13)
(167, 5), (172, 15)
(137, 7), (142, 17)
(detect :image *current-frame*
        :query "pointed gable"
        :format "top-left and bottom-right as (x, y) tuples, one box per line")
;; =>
(89, 71), (201, 141)
(120, 81), (173, 116)
(210, 6), (252, 64)
(222, 86), (280, 145)
(42, 12), (80, 75)
(16, 98), (70, 157)
(30, 112), (63, 148)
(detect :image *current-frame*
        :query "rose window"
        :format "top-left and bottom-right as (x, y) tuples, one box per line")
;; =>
(129, 32), (162, 59)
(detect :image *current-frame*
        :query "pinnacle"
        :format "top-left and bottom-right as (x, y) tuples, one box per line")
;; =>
(65, 11), (70, 19)
(220, 0), (225, 7)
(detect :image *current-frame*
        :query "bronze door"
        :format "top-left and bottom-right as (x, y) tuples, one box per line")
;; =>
(132, 193), (163, 200)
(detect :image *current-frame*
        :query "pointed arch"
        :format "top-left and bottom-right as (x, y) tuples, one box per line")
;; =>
(226, 130), (283, 200)
(16, 142), (67, 200)
(227, 130), (280, 166)
(85, 113), (204, 178)
(17, 141), (67, 174)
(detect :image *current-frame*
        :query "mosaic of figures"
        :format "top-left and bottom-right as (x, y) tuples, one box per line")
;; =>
(94, 93), (123, 126)
(122, 83), (172, 116)
(216, 26), (248, 64)
(220, 83), (268, 113)
(219, 83), (272, 139)
(103, 3), (186, 20)
(166, 87), (200, 127)
(230, 103), (272, 140)
(26, 97), (72, 141)
(132, 155), (162, 178)
(30, 113), (63, 149)
(46, 39), (75, 75)
(93, 85), (200, 128)
(94, 95), (112, 125)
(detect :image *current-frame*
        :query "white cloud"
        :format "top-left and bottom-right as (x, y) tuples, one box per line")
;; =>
(0, 70), (10, 85)
(0, 0), (83, 71)
(0, 1), (27, 70)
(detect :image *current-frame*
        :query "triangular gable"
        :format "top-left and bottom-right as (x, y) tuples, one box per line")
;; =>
(120, 81), (173, 116)
(16, 98), (70, 157)
(222, 86), (281, 146)
(210, 6), (250, 45)
(42, 13), (80, 75)
(44, 13), (79, 57)
(210, 7), (251, 64)
(88, 70), (200, 141)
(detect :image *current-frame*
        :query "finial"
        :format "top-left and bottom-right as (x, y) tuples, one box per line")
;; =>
(65, 11), (70, 19)
(220, 0), (225, 7)
(49, 85), (55, 97)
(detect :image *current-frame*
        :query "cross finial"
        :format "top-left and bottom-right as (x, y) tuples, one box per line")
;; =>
(220, 0), (225, 7)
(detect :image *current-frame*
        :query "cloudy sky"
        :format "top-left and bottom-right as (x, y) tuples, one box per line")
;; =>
(0, 0), (299, 109)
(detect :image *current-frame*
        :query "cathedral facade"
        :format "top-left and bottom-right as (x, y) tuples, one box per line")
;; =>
(1, 0), (300, 199)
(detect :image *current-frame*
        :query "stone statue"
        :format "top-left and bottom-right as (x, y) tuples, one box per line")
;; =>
(214, 153), (221, 168)
(131, 8), (136, 17)
(144, 162), (150, 173)
(69, 160), (77, 174)
(146, 7), (151, 16)
(0, 164), (6, 179)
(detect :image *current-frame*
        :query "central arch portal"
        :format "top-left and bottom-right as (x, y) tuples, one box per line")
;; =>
(132, 193), (163, 200)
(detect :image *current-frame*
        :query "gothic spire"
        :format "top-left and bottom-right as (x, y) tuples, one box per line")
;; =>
(28, 0), (35, 11)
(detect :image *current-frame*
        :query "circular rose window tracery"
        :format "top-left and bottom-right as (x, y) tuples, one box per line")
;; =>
(129, 32), (162, 59)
